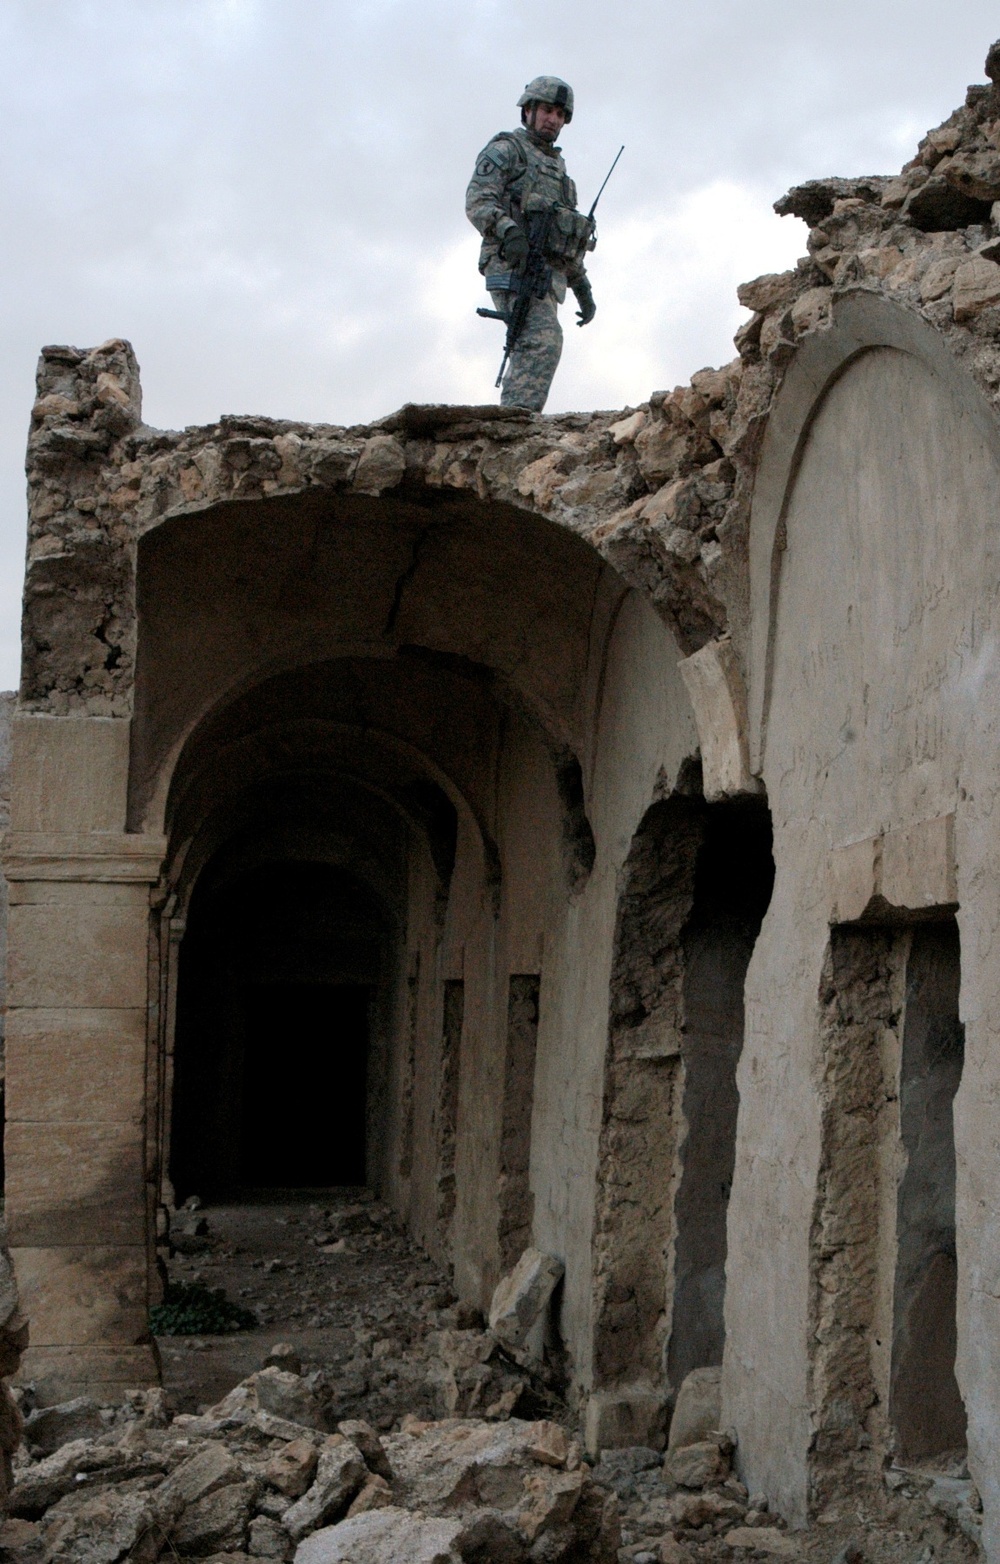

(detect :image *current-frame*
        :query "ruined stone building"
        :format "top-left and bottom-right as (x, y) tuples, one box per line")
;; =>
(7, 34), (1000, 1564)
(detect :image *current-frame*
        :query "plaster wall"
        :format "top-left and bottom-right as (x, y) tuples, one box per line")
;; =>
(734, 299), (1000, 1546)
(531, 588), (699, 1408)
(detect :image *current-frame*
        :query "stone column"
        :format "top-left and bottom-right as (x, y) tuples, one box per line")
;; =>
(3, 714), (165, 1404)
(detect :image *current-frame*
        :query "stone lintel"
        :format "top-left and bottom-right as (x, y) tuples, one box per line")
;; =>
(828, 813), (957, 923)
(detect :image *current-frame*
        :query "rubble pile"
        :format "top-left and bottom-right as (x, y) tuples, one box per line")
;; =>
(0, 1385), (617, 1563)
(0, 1197), (979, 1563)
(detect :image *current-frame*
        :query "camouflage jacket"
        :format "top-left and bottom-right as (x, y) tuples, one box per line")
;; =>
(465, 126), (590, 297)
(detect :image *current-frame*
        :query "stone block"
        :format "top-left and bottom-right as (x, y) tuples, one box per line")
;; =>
(585, 1388), (667, 1455)
(828, 837), (878, 923)
(663, 1437), (729, 1488)
(488, 1248), (564, 1362)
(9, 715), (130, 834)
(12, 1246), (149, 1347)
(7, 894), (149, 1009)
(668, 1366), (722, 1451)
(6, 1009), (146, 1124)
(295, 1507), (462, 1563)
(881, 814), (957, 912)
(5, 1121), (146, 1246)
(283, 1440), (367, 1540)
(953, 256), (1000, 321)
(22, 1396), (103, 1454)
(16, 1344), (159, 1406)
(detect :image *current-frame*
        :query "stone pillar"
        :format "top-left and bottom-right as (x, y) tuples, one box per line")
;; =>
(3, 714), (165, 1404)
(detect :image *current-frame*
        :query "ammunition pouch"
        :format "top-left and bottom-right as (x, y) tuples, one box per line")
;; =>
(521, 194), (595, 265)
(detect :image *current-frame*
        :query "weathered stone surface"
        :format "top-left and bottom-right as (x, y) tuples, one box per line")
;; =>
(667, 1368), (722, 1451)
(336, 1420), (392, 1481)
(488, 1250), (564, 1360)
(157, 1441), (243, 1512)
(264, 1438), (319, 1499)
(663, 1437), (729, 1489)
(293, 1506), (462, 1564)
(211, 1369), (327, 1432)
(39, 1484), (164, 1564)
(282, 1441), (367, 1541)
(722, 1525), (798, 1557)
(171, 1478), (255, 1555)
(23, 1395), (102, 1454)
(249, 1513), (293, 1559)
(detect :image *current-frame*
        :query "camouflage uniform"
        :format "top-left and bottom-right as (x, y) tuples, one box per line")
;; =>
(466, 123), (593, 411)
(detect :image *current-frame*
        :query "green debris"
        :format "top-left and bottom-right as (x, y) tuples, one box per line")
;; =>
(150, 1280), (257, 1336)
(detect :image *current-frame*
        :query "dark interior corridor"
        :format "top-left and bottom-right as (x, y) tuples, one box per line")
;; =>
(241, 982), (370, 1187)
(171, 857), (387, 1200)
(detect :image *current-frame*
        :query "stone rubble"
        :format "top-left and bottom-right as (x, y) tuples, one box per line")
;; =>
(0, 1192), (980, 1563)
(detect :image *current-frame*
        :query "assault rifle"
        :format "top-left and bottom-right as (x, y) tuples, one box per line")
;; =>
(477, 145), (624, 390)
(477, 206), (555, 389)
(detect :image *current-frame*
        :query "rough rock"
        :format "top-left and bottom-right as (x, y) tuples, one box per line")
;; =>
(171, 1478), (256, 1556)
(39, 1483), (165, 1564)
(264, 1438), (319, 1498)
(337, 1419), (393, 1481)
(249, 1513), (293, 1557)
(294, 1506), (463, 1563)
(9, 1438), (135, 1517)
(953, 254), (1000, 319)
(488, 1249), (564, 1361)
(667, 1367), (722, 1451)
(157, 1441), (243, 1512)
(345, 1473), (393, 1516)
(662, 1437), (729, 1489)
(22, 1396), (104, 1455)
(722, 1525), (799, 1557)
(211, 1370), (328, 1432)
(282, 1440), (367, 1541)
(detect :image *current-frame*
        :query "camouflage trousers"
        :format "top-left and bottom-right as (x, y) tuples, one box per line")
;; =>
(489, 289), (563, 412)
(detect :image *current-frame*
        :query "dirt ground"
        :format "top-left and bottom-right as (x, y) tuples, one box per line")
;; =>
(157, 1188), (452, 1425)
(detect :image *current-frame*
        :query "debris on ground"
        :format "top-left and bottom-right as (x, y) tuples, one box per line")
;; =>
(0, 1192), (982, 1561)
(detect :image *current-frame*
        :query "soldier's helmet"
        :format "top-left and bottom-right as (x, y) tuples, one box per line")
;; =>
(518, 76), (574, 123)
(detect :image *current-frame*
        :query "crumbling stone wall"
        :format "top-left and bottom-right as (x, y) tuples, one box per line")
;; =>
(591, 797), (701, 1421)
(810, 930), (905, 1509)
(891, 921), (966, 1464)
(497, 976), (541, 1275)
(434, 979), (464, 1252)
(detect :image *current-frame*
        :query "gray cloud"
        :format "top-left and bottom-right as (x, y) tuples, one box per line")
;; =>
(1, 0), (997, 685)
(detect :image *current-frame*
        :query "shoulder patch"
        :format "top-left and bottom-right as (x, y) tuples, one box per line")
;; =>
(476, 140), (512, 173)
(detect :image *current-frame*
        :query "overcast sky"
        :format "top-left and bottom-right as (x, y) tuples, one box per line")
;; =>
(1, 1), (997, 690)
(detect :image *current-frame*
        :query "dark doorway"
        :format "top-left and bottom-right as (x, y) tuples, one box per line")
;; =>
(668, 797), (774, 1389)
(171, 858), (386, 1201)
(241, 983), (370, 1187)
(890, 919), (966, 1462)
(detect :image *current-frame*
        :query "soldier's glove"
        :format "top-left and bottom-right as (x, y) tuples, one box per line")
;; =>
(573, 278), (596, 327)
(499, 226), (530, 271)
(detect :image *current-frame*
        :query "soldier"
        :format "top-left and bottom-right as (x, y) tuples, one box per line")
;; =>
(466, 76), (596, 412)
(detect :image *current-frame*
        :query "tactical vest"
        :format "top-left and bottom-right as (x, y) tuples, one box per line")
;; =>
(489, 130), (594, 267)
